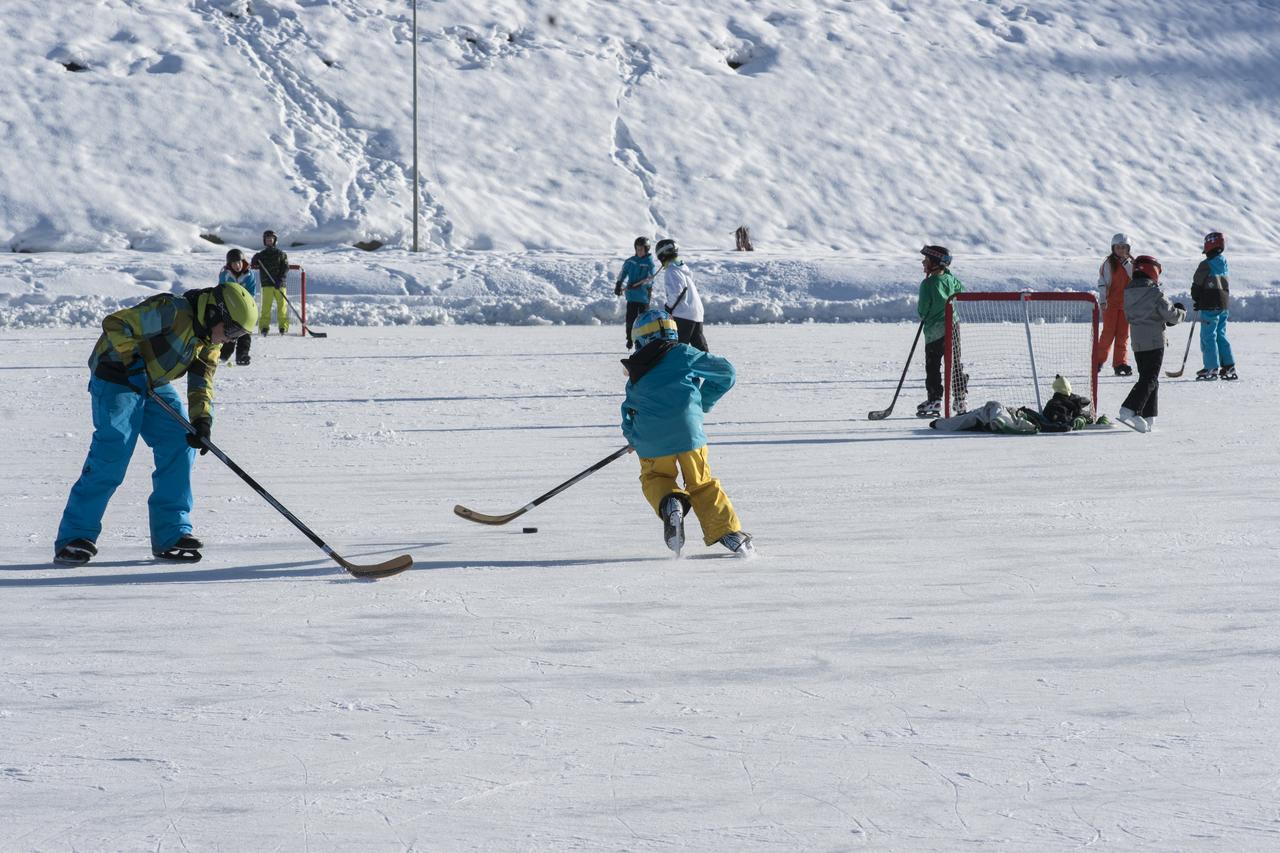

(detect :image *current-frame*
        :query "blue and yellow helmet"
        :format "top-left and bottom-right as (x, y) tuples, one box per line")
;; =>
(632, 308), (679, 348)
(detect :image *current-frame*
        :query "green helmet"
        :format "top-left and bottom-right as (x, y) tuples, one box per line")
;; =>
(201, 281), (258, 336)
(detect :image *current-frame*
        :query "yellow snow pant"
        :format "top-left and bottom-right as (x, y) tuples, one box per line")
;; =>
(638, 446), (740, 546)
(260, 286), (289, 333)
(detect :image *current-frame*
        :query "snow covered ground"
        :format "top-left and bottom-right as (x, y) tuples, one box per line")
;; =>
(4, 323), (1279, 851)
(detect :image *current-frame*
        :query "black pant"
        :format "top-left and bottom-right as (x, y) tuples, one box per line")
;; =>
(674, 317), (708, 352)
(624, 301), (647, 346)
(924, 334), (966, 405)
(219, 333), (251, 363)
(1121, 347), (1164, 417)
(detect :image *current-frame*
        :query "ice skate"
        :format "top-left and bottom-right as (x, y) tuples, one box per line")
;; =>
(1113, 363), (1133, 376)
(53, 538), (97, 566)
(236, 354), (251, 366)
(1219, 365), (1238, 381)
(718, 530), (755, 557)
(916, 399), (941, 418)
(153, 534), (204, 563)
(661, 496), (685, 557)
(1195, 368), (1218, 381)
(1116, 406), (1149, 433)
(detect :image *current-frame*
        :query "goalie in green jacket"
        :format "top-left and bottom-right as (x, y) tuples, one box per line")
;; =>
(53, 282), (258, 566)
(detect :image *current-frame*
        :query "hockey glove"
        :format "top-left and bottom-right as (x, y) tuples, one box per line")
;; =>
(125, 360), (150, 395)
(1173, 302), (1186, 311)
(614, 283), (624, 296)
(186, 418), (212, 455)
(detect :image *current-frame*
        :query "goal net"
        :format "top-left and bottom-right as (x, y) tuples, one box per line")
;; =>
(943, 292), (1099, 417)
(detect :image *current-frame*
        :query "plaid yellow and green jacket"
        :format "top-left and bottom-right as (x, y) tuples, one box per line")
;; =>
(88, 292), (221, 422)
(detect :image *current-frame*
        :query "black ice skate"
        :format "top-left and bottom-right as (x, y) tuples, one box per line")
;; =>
(1220, 365), (1238, 381)
(661, 495), (685, 556)
(1195, 368), (1218, 381)
(236, 355), (251, 366)
(154, 534), (204, 563)
(1113, 363), (1133, 376)
(53, 538), (97, 566)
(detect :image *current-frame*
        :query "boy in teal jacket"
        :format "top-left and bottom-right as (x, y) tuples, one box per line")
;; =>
(620, 309), (752, 557)
(917, 245), (965, 417)
(615, 236), (658, 349)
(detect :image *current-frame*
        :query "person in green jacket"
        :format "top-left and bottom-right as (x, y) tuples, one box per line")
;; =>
(53, 282), (258, 566)
(916, 245), (965, 417)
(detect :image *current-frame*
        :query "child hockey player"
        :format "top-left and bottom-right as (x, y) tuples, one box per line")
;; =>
(1094, 233), (1134, 376)
(53, 281), (258, 565)
(654, 237), (708, 352)
(218, 248), (259, 365)
(1192, 230), (1235, 381)
(614, 236), (657, 349)
(620, 308), (752, 557)
(251, 229), (290, 335)
(1119, 255), (1185, 432)
(917, 245), (965, 417)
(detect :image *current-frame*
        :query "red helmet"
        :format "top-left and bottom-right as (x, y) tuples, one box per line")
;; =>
(1203, 231), (1225, 254)
(1133, 255), (1162, 282)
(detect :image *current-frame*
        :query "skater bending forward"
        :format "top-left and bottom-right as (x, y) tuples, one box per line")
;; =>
(620, 309), (753, 557)
(53, 282), (259, 565)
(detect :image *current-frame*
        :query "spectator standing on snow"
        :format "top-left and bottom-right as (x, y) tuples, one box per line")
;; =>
(654, 238), (708, 352)
(620, 308), (752, 557)
(916, 245), (965, 418)
(1118, 255), (1185, 433)
(218, 248), (259, 366)
(1192, 230), (1236, 381)
(251, 230), (290, 336)
(1094, 233), (1134, 376)
(614, 236), (658, 350)
(53, 282), (258, 565)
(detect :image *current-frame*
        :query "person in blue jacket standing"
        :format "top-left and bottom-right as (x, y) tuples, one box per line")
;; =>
(620, 308), (752, 557)
(614, 236), (657, 350)
(218, 248), (259, 366)
(1192, 230), (1236, 380)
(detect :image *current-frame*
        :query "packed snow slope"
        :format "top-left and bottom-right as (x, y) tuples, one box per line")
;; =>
(5, 0), (1278, 256)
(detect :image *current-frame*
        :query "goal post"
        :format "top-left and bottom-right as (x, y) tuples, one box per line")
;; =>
(943, 292), (1100, 418)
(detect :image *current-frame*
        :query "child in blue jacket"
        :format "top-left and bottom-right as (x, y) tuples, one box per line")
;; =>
(1192, 230), (1236, 380)
(620, 309), (752, 557)
(615, 236), (658, 350)
(218, 248), (259, 365)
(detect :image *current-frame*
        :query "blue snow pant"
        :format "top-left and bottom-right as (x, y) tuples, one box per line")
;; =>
(55, 377), (196, 555)
(1199, 309), (1235, 371)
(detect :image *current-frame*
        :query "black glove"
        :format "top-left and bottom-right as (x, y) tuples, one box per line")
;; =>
(125, 360), (150, 394)
(186, 418), (212, 455)
(1173, 302), (1186, 311)
(614, 283), (624, 296)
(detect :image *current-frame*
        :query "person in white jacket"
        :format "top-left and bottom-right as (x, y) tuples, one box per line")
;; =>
(1094, 233), (1134, 376)
(653, 238), (708, 351)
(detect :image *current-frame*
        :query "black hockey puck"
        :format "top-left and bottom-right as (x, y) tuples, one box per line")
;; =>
(522, 527), (538, 533)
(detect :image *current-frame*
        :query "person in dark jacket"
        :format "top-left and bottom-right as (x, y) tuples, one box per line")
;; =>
(251, 229), (290, 335)
(1191, 230), (1235, 380)
(621, 309), (752, 557)
(1119, 256), (1185, 433)
(217, 248), (258, 365)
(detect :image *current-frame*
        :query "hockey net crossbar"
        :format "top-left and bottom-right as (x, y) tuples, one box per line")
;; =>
(943, 291), (1099, 418)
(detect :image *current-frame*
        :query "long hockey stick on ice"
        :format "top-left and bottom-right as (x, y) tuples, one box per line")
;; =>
(454, 446), (631, 525)
(258, 264), (328, 337)
(1165, 315), (1198, 378)
(148, 388), (411, 578)
(867, 320), (925, 420)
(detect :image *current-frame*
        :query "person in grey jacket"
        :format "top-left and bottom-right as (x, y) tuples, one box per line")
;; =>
(1119, 255), (1185, 432)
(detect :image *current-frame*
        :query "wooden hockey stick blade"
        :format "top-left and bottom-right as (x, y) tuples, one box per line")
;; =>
(453, 503), (530, 526)
(332, 551), (413, 579)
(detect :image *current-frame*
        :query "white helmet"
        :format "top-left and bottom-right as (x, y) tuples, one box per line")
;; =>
(1110, 233), (1130, 247)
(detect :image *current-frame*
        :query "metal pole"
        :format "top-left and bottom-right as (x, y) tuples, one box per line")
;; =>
(1021, 294), (1043, 411)
(411, 0), (419, 252)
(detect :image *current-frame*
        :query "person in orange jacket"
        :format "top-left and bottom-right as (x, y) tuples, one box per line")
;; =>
(1093, 233), (1134, 376)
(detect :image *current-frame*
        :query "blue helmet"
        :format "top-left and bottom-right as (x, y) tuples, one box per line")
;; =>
(631, 308), (679, 348)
